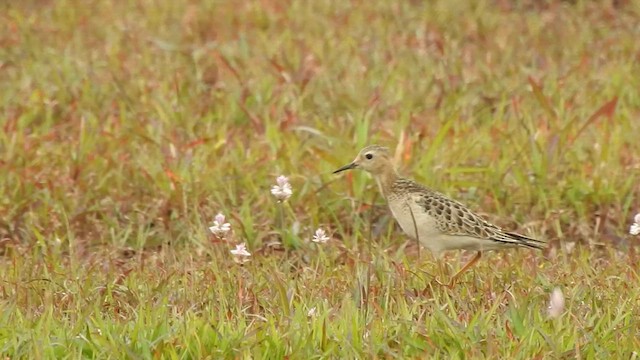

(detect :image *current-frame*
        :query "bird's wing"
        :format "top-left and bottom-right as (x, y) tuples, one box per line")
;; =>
(415, 192), (546, 249)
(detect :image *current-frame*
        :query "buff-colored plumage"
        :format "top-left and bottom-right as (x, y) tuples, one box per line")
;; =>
(334, 145), (545, 286)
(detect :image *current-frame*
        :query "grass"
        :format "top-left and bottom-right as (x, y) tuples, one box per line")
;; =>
(1, 0), (640, 358)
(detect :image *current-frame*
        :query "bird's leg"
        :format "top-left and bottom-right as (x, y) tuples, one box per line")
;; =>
(433, 255), (449, 286)
(439, 259), (448, 278)
(422, 258), (449, 294)
(435, 258), (448, 285)
(446, 251), (482, 288)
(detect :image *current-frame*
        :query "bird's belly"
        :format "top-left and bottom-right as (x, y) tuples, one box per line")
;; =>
(429, 234), (500, 253)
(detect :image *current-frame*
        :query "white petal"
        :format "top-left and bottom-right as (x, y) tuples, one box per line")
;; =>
(276, 175), (289, 187)
(271, 185), (292, 200)
(548, 287), (565, 318)
(630, 223), (640, 236)
(230, 243), (251, 257)
(231, 249), (251, 256)
(312, 234), (329, 243)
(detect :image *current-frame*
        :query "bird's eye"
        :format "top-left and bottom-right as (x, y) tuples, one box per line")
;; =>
(365, 153), (373, 160)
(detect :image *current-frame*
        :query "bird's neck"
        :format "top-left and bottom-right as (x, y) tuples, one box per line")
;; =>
(374, 166), (399, 198)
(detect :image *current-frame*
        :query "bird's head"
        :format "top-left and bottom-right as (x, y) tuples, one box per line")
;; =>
(333, 145), (394, 176)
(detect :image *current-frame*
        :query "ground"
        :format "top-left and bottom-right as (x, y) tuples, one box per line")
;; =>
(1, 0), (639, 358)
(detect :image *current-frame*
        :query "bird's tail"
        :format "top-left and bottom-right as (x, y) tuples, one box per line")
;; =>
(504, 231), (547, 250)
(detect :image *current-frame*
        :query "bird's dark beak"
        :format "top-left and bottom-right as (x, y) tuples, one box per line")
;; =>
(333, 162), (357, 174)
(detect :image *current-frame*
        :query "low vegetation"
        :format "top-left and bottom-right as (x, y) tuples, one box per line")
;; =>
(1, 0), (639, 358)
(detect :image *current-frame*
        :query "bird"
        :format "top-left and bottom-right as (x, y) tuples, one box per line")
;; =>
(333, 145), (546, 287)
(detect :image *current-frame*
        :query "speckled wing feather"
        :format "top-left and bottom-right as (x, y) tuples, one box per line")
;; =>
(393, 178), (545, 250)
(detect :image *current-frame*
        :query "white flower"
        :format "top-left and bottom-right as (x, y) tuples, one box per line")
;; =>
(630, 213), (640, 236)
(230, 243), (251, 257)
(307, 307), (317, 317)
(271, 175), (292, 201)
(209, 213), (231, 238)
(548, 287), (565, 318)
(312, 228), (330, 243)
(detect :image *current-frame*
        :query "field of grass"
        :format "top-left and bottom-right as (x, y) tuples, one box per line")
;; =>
(1, 0), (640, 358)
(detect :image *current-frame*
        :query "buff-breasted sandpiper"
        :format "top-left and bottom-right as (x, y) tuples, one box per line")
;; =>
(334, 145), (546, 287)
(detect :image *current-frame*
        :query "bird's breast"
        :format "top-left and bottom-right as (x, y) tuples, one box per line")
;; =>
(388, 198), (439, 244)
